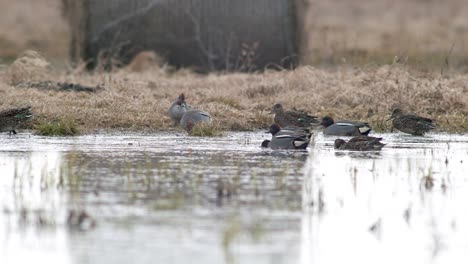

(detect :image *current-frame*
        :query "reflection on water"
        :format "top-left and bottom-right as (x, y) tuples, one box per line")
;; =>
(0, 132), (306, 264)
(0, 132), (467, 264)
(302, 133), (468, 264)
(0, 151), (70, 263)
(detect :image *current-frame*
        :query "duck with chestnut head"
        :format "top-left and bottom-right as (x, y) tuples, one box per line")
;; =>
(168, 93), (191, 125)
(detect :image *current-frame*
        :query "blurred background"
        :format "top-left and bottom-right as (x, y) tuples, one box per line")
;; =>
(0, 0), (467, 71)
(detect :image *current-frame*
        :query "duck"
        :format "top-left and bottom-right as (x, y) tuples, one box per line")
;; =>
(270, 103), (319, 128)
(0, 106), (33, 135)
(262, 124), (312, 150)
(180, 110), (212, 132)
(320, 116), (371, 136)
(168, 93), (191, 125)
(386, 108), (435, 135)
(334, 136), (385, 151)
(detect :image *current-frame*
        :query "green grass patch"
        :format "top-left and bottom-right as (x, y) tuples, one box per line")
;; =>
(35, 118), (80, 136)
(188, 122), (223, 137)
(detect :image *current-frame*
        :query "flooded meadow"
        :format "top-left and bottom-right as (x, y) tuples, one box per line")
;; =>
(1, 131), (467, 263)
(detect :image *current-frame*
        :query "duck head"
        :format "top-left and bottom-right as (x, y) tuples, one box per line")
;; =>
(334, 138), (346, 149)
(270, 103), (284, 114)
(385, 108), (403, 122)
(176, 93), (186, 106)
(320, 116), (335, 128)
(267, 124), (281, 136)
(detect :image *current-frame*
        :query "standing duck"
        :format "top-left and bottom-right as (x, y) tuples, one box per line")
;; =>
(334, 136), (385, 151)
(386, 109), (435, 135)
(0, 106), (33, 135)
(270, 103), (319, 128)
(320, 116), (371, 136)
(180, 110), (212, 132)
(168, 93), (191, 125)
(262, 124), (312, 150)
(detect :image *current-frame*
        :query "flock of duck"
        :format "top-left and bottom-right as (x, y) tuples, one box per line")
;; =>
(1, 93), (436, 152)
(168, 93), (435, 151)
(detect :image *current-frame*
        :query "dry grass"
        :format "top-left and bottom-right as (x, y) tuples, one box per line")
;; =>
(0, 0), (68, 60)
(0, 59), (467, 133)
(303, 0), (468, 71)
(1, 0), (468, 73)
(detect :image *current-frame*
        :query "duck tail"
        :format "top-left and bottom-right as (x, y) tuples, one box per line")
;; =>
(427, 122), (436, 129)
(373, 142), (385, 150)
(359, 125), (372, 135)
(293, 138), (310, 149)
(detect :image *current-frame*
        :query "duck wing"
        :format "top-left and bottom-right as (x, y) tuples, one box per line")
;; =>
(336, 120), (370, 127)
(403, 114), (433, 124)
(274, 110), (318, 128)
(348, 136), (382, 143)
(0, 107), (32, 119)
(401, 115), (436, 131)
(346, 137), (384, 150)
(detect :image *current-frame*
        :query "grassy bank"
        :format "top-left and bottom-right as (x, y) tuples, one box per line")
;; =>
(0, 62), (467, 133)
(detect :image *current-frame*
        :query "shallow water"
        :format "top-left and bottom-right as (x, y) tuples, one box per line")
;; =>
(0, 132), (467, 264)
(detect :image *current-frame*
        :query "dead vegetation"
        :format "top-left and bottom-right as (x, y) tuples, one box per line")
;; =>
(303, 0), (468, 71)
(0, 58), (467, 133)
(2, 0), (468, 72)
(0, 0), (68, 60)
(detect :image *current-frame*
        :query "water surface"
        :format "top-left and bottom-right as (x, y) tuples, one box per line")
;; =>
(0, 132), (467, 264)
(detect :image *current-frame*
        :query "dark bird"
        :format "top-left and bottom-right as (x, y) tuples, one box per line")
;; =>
(0, 106), (33, 135)
(261, 139), (271, 148)
(334, 136), (385, 151)
(386, 109), (435, 135)
(270, 103), (319, 128)
(320, 116), (371, 136)
(262, 124), (312, 149)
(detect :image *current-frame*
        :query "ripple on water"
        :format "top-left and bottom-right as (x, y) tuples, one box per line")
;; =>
(1, 132), (467, 264)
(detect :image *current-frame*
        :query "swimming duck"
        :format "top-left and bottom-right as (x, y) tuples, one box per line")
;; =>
(320, 116), (371, 136)
(262, 124), (312, 150)
(334, 136), (385, 151)
(386, 109), (435, 136)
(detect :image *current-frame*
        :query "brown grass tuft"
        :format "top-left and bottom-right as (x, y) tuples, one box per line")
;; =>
(5, 50), (51, 85)
(124, 51), (167, 73)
